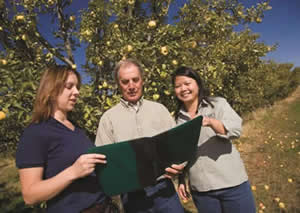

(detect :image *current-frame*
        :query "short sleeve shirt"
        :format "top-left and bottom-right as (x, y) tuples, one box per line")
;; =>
(16, 118), (106, 213)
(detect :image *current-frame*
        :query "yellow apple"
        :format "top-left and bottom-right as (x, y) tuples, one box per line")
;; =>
(128, 0), (135, 5)
(190, 41), (197, 48)
(274, 197), (280, 202)
(0, 26), (3, 31)
(127, 45), (133, 52)
(71, 64), (77, 69)
(1, 59), (7, 65)
(85, 29), (92, 36)
(160, 46), (168, 55)
(160, 72), (167, 79)
(148, 20), (156, 28)
(172, 60), (178, 65)
(164, 90), (170, 95)
(69, 15), (76, 22)
(46, 52), (53, 58)
(264, 185), (269, 190)
(21, 34), (27, 41)
(153, 94), (160, 101)
(102, 81), (108, 88)
(48, 0), (55, 6)
(98, 60), (103, 66)
(0, 111), (6, 120)
(278, 202), (285, 209)
(256, 17), (262, 23)
(16, 15), (25, 21)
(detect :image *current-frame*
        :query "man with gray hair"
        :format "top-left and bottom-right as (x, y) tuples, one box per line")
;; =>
(95, 58), (185, 213)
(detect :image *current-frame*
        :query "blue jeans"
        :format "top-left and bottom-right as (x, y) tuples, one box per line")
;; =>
(191, 181), (256, 213)
(122, 178), (184, 213)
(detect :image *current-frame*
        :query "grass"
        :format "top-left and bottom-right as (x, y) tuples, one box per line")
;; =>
(0, 157), (30, 213)
(1, 87), (300, 213)
(0, 156), (47, 213)
(236, 87), (300, 213)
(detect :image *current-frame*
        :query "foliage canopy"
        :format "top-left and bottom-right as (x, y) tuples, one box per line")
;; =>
(0, 0), (299, 151)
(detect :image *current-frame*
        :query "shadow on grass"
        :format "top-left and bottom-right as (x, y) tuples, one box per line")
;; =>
(0, 199), (45, 213)
(0, 182), (45, 213)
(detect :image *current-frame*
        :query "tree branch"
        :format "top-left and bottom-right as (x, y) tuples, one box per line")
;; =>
(56, 0), (75, 66)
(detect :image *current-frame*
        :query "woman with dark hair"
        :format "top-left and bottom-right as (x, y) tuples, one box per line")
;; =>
(172, 66), (256, 213)
(16, 65), (111, 213)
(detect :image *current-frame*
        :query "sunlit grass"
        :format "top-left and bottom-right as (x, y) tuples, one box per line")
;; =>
(0, 155), (44, 212)
(238, 88), (300, 213)
(0, 157), (24, 213)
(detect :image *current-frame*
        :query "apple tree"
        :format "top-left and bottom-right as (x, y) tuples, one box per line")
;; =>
(0, 0), (297, 153)
(0, 0), (79, 152)
(78, 0), (274, 121)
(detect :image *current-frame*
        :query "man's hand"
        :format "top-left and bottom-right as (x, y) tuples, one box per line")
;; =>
(164, 163), (185, 179)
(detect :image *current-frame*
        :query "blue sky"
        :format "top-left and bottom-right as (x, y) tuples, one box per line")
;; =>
(48, 0), (300, 75)
(246, 0), (300, 68)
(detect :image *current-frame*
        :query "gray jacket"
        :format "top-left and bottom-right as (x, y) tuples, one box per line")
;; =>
(177, 97), (248, 192)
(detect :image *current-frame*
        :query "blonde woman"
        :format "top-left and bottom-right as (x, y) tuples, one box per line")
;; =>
(16, 65), (110, 213)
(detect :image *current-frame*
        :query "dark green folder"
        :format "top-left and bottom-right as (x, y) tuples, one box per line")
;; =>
(88, 115), (202, 196)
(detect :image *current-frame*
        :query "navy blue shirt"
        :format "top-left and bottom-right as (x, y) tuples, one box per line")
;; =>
(16, 117), (106, 213)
